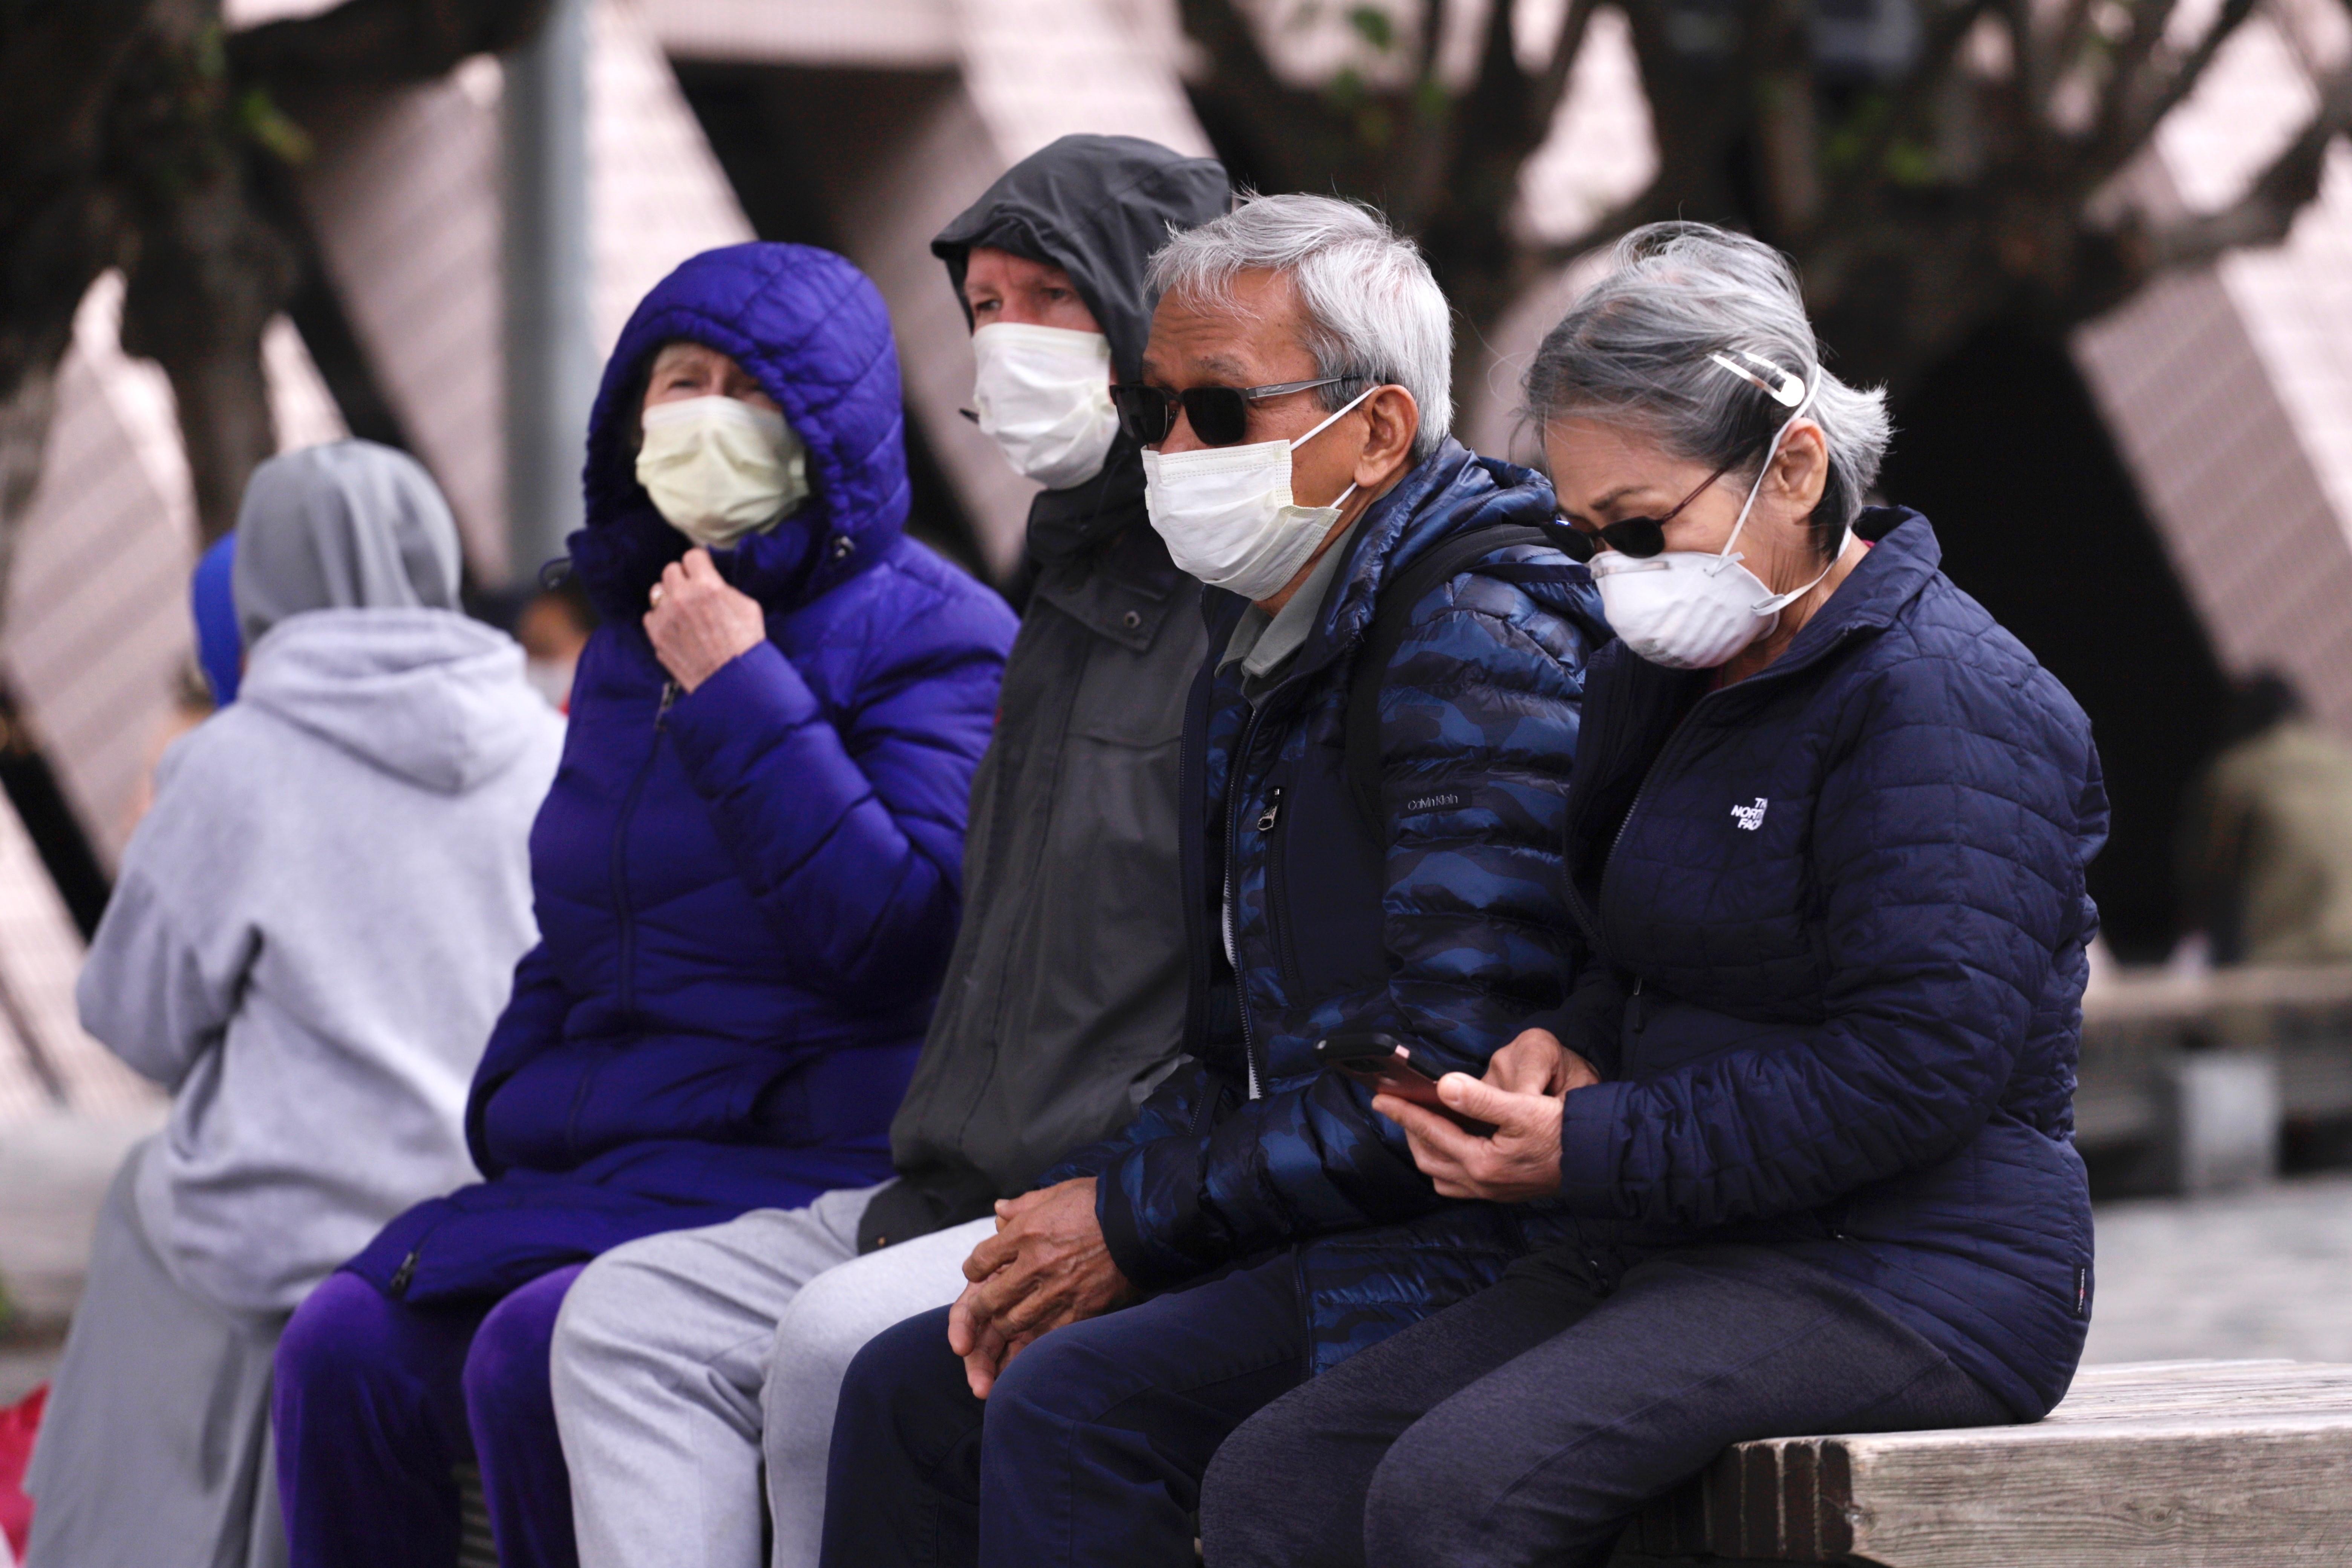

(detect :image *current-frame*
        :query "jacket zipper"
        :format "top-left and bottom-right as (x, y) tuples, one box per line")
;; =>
(388, 1247), (419, 1297)
(1259, 786), (1308, 993)
(1225, 708), (1268, 1101)
(615, 680), (680, 1017)
(572, 679), (672, 1156)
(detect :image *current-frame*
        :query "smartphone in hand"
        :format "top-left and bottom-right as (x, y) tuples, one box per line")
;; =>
(1314, 1032), (1497, 1136)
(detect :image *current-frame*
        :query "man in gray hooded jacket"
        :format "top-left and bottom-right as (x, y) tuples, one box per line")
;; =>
(26, 441), (561, 1568)
(548, 136), (1229, 1568)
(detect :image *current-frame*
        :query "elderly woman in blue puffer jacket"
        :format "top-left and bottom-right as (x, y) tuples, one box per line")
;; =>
(1204, 223), (2110, 1568)
(270, 243), (1015, 1568)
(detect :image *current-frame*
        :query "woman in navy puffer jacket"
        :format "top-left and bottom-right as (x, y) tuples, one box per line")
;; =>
(1204, 224), (2109, 1568)
(272, 244), (1015, 1568)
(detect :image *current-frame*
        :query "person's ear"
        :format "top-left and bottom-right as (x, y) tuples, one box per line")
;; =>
(1353, 385), (1420, 485)
(1772, 420), (1830, 519)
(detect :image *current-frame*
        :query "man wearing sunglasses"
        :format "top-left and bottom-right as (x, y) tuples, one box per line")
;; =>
(820, 193), (1612, 1568)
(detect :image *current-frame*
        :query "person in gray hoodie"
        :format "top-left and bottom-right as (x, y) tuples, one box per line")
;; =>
(547, 135), (1229, 1568)
(23, 441), (562, 1568)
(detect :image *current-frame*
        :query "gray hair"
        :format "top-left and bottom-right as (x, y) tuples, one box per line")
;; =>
(1525, 223), (1892, 554)
(1147, 193), (1452, 460)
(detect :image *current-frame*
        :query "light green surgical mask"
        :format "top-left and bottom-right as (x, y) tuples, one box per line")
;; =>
(635, 395), (809, 549)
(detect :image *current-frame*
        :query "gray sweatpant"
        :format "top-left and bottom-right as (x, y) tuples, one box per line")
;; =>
(548, 1182), (992, 1568)
(24, 1138), (287, 1568)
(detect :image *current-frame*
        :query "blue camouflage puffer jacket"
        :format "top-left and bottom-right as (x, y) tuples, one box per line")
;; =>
(347, 244), (1017, 1305)
(1545, 511), (2107, 1419)
(1049, 439), (1610, 1372)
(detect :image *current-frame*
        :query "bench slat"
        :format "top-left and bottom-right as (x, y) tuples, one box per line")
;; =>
(1616, 1361), (2352, 1566)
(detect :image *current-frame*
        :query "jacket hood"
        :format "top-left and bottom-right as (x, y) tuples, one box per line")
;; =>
(936, 137), (1229, 559)
(240, 607), (553, 793)
(932, 135), (1230, 386)
(231, 440), (464, 648)
(568, 243), (912, 623)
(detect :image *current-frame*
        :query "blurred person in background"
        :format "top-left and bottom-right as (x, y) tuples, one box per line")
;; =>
(193, 531), (242, 706)
(1199, 224), (2108, 1568)
(119, 533), (246, 831)
(518, 575), (597, 711)
(548, 134), (1228, 1568)
(269, 243), (1015, 1568)
(27, 441), (563, 1568)
(820, 192), (1609, 1568)
(2179, 671), (2352, 965)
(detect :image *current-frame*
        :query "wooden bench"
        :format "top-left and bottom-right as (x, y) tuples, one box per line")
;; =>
(1612, 1360), (2352, 1566)
(462, 1363), (2352, 1565)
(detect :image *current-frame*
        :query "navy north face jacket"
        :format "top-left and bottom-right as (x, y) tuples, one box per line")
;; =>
(348, 244), (1016, 1304)
(1049, 439), (1611, 1372)
(1545, 511), (2106, 1419)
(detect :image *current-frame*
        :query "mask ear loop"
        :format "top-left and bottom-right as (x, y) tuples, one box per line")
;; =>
(1288, 383), (1377, 518)
(1287, 383), (1378, 452)
(1700, 357), (1819, 582)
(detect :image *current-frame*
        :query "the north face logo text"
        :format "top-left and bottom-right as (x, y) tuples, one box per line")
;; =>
(1730, 798), (1768, 831)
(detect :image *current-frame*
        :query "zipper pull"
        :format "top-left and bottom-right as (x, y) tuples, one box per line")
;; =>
(1256, 786), (1284, 834)
(655, 680), (679, 730)
(388, 1247), (420, 1297)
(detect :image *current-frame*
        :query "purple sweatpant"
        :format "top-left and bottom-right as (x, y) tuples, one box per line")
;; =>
(272, 1265), (585, 1568)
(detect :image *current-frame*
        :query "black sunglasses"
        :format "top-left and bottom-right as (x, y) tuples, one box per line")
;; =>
(1541, 456), (1741, 563)
(1110, 376), (1355, 449)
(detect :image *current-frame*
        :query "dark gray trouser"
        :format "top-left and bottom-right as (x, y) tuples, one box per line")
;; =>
(1197, 1243), (2011, 1568)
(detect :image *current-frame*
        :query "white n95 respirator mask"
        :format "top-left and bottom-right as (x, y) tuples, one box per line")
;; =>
(971, 324), (1120, 490)
(1588, 359), (1843, 670)
(1141, 386), (1374, 601)
(635, 396), (810, 550)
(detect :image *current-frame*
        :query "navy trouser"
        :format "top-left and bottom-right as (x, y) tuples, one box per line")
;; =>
(272, 1265), (584, 1568)
(1199, 1244), (2012, 1568)
(820, 1251), (1307, 1568)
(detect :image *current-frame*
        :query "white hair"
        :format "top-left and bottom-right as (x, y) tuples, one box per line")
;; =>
(1526, 222), (1893, 553)
(1147, 193), (1453, 459)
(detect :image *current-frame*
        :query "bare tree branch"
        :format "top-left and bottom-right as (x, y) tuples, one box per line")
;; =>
(228, 0), (548, 87)
(2139, 66), (2352, 271)
(1826, 0), (2001, 203)
(1533, 0), (1602, 120)
(1416, 0), (1449, 87)
(2033, 0), (2101, 113)
(2089, 0), (2257, 175)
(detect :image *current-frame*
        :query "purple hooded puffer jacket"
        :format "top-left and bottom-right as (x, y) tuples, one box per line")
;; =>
(346, 243), (1017, 1305)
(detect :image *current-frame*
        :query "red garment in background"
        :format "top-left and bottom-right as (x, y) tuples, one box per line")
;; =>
(0, 1383), (43, 1560)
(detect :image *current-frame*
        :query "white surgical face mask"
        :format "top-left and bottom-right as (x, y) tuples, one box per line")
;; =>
(1588, 377), (1842, 670)
(635, 395), (809, 550)
(1141, 386), (1375, 601)
(524, 657), (575, 711)
(971, 323), (1119, 490)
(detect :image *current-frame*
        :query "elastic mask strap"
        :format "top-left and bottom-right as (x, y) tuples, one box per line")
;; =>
(1288, 384), (1377, 452)
(1709, 374), (1820, 576)
(1752, 524), (1856, 614)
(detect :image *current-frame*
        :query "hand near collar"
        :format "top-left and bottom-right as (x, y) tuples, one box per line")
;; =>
(947, 1177), (1135, 1398)
(1374, 1027), (1601, 1203)
(643, 548), (766, 692)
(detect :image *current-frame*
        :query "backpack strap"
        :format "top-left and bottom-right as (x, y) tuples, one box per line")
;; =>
(1343, 522), (1552, 830)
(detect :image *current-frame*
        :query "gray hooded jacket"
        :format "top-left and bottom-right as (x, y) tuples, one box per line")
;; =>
(78, 443), (562, 1313)
(862, 138), (1229, 1245)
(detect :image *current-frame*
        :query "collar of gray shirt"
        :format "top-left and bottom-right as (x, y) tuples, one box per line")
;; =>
(1219, 516), (1361, 698)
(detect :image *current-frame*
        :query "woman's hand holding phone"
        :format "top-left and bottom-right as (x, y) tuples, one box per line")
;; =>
(1373, 1027), (1602, 1202)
